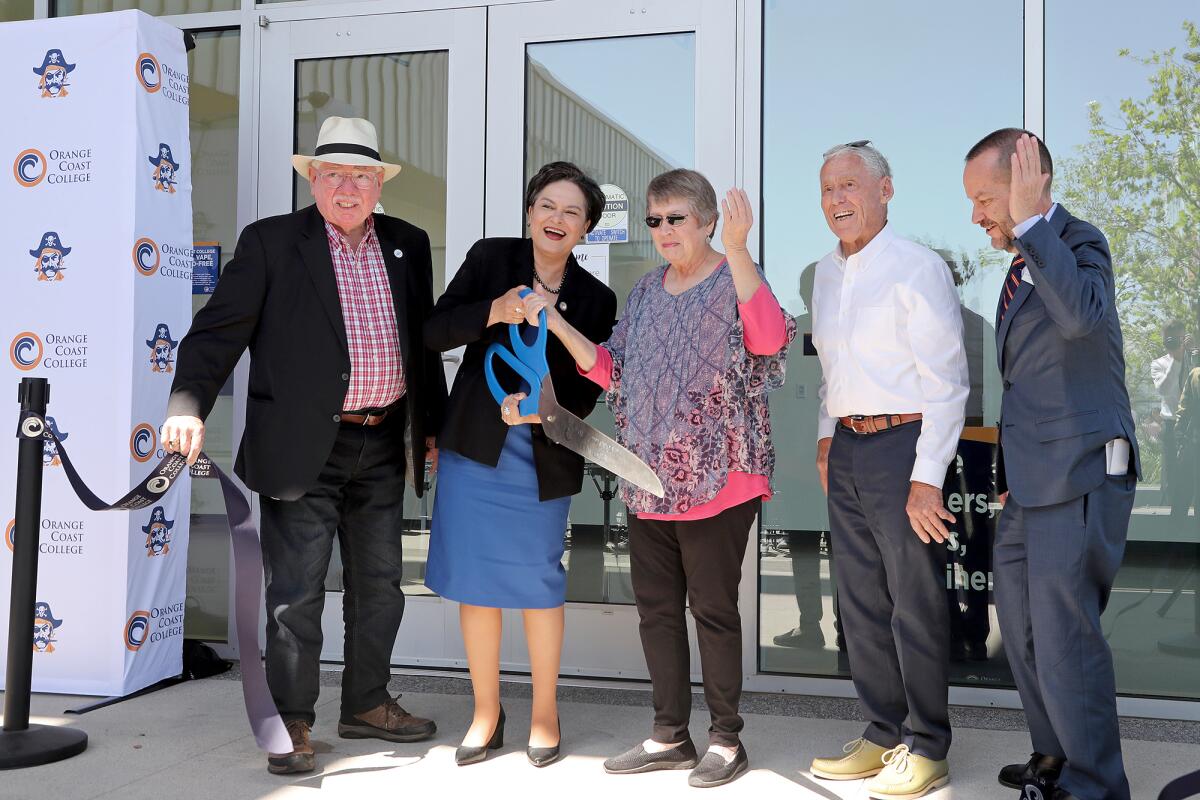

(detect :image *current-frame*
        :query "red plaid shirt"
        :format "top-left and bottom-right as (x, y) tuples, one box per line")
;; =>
(325, 217), (406, 411)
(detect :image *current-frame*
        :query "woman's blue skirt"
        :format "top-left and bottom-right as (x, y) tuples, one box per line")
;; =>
(425, 425), (571, 609)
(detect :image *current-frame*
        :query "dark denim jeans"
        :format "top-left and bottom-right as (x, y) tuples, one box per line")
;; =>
(259, 410), (407, 725)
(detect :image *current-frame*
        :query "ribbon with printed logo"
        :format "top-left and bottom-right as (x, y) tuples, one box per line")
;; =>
(16, 410), (290, 754)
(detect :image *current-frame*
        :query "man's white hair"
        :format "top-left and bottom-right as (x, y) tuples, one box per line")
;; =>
(821, 142), (893, 180)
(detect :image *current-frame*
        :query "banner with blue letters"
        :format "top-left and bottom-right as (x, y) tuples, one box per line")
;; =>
(0, 10), (193, 696)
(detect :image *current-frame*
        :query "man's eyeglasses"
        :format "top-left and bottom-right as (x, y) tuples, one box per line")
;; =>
(645, 213), (689, 229)
(821, 139), (871, 158)
(316, 170), (381, 190)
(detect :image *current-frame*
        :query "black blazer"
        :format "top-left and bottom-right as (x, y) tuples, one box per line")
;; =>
(167, 204), (448, 500)
(425, 237), (617, 501)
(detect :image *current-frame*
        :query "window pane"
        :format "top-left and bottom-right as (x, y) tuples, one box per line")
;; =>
(760, 0), (1021, 683)
(184, 28), (240, 642)
(292, 51), (449, 597)
(1, 0), (35, 20)
(54, 0), (236, 16)
(524, 34), (695, 605)
(1046, 2), (1199, 700)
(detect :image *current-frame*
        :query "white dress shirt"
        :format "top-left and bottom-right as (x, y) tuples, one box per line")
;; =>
(813, 223), (969, 487)
(1150, 353), (1184, 418)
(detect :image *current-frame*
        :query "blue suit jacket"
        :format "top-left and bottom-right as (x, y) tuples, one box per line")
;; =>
(996, 205), (1141, 507)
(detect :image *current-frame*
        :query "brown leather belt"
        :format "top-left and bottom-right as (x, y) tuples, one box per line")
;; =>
(839, 413), (923, 435)
(340, 402), (400, 427)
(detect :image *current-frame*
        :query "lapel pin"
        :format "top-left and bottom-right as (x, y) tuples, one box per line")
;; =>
(559, 301), (567, 311)
(393, 249), (403, 258)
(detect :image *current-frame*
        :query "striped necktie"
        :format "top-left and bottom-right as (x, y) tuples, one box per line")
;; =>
(999, 255), (1025, 324)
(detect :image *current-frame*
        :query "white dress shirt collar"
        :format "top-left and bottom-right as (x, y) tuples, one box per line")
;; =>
(832, 221), (897, 272)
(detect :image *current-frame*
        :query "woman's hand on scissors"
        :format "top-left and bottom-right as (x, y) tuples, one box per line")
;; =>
(489, 285), (531, 327)
(501, 393), (541, 425)
(522, 291), (563, 332)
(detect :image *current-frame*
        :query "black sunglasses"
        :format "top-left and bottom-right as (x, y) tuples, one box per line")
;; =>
(645, 213), (690, 228)
(821, 139), (872, 158)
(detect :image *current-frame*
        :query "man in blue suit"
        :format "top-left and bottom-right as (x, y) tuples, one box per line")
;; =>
(963, 129), (1140, 800)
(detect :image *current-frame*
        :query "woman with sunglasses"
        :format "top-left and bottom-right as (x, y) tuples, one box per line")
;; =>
(423, 161), (617, 768)
(523, 168), (794, 788)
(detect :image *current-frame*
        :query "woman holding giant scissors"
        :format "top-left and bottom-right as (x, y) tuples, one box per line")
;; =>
(525, 169), (794, 788)
(423, 162), (617, 768)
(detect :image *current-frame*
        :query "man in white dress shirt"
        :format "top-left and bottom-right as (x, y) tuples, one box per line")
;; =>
(1152, 320), (1189, 505)
(807, 142), (968, 799)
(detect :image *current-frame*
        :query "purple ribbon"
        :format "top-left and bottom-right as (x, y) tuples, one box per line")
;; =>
(17, 410), (290, 754)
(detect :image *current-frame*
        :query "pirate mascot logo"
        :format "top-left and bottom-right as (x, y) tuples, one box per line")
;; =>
(142, 506), (174, 557)
(33, 601), (62, 653)
(145, 323), (178, 373)
(30, 231), (71, 282)
(148, 143), (180, 193)
(42, 416), (68, 467)
(33, 49), (74, 98)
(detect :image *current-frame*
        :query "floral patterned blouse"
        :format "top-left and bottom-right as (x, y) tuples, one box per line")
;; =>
(588, 262), (796, 516)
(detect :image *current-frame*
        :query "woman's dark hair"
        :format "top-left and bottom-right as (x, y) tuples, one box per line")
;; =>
(524, 161), (606, 233)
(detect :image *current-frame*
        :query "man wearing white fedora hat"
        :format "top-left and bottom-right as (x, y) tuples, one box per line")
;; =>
(162, 116), (448, 774)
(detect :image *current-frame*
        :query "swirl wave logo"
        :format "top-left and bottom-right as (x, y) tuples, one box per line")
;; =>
(13, 148), (47, 188)
(124, 610), (150, 651)
(132, 237), (159, 277)
(135, 53), (160, 93)
(130, 423), (157, 463)
(9, 332), (43, 371)
(4, 520), (14, 553)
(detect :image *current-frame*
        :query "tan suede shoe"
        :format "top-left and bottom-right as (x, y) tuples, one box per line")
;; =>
(866, 745), (949, 799)
(267, 719), (315, 775)
(810, 737), (890, 780)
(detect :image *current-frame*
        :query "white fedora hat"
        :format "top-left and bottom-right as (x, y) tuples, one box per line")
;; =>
(291, 116), (402, 182)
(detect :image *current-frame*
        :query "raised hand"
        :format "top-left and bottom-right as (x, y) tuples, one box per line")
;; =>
(1008, 133), (1051, 225)
(721, 188), (754, 253)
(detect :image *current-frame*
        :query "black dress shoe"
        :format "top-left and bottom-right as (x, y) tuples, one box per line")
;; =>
(773, 624), (826, 649)
(527, 716), (561, 767)
(688, 744), (749, 788)
(998, 752), (1064, 789)
(603, 739), (699, 774)
(455, 706), (505, 766)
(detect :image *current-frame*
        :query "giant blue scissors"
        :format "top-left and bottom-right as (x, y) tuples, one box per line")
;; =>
(483, 289), (665, 497)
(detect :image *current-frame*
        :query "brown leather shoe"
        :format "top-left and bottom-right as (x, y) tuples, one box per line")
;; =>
(267, 719), (316, 775)
(337, 696), (437, 743)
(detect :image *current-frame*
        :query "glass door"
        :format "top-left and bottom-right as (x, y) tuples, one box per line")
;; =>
(256, 7), (486, 668)
(485, 0), (740, 679)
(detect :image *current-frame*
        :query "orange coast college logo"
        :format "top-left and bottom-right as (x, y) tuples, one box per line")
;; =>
(30, 231), (71, 282)
(13, 149), (46, 188)
(133, 237), (159, 276)
(146, 323), (178, 373)
(10, 331), (43, 370)
(125, 610), (150, 651)
(148, 144), (180, 193)
(33, 601), (62, 653)
(4, 519), (14, 552)
(34, 49), (75, 98)
(142, 506), (174, 557)
(130, 423), (157, 462)
(42, 416), (68, 466)
(135, 52), (160, 93)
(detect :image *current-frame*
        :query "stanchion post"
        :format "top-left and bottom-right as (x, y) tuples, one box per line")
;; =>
(0, 377), (88, 768)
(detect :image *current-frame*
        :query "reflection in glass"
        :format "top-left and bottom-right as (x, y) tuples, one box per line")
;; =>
(760, 0), (1021, 684)
(293, 51), (449, 597)
(1047, 2), (1199, 699)
(1, 0), (35, 20)
(185, 29), (240, 641)
(524, 34), (695, 605)
(53, 0), (235, 16)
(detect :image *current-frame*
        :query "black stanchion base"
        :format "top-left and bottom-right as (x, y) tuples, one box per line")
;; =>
(0, 724), (88, 769)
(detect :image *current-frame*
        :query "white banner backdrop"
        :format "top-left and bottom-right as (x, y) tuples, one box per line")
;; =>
(0, 10), (193, 696)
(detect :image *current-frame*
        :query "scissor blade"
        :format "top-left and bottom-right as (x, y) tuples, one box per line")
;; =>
(538, 376), (665, 498)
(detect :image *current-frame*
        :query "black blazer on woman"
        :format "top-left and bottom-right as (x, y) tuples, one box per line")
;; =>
(425, 237), (617, 500)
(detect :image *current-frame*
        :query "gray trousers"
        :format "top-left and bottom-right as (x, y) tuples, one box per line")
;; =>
(827, 422), (952, 760)
(994, 473), (1135, 800)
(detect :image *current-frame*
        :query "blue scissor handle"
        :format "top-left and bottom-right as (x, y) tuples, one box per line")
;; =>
(483, 288), (549, 417)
